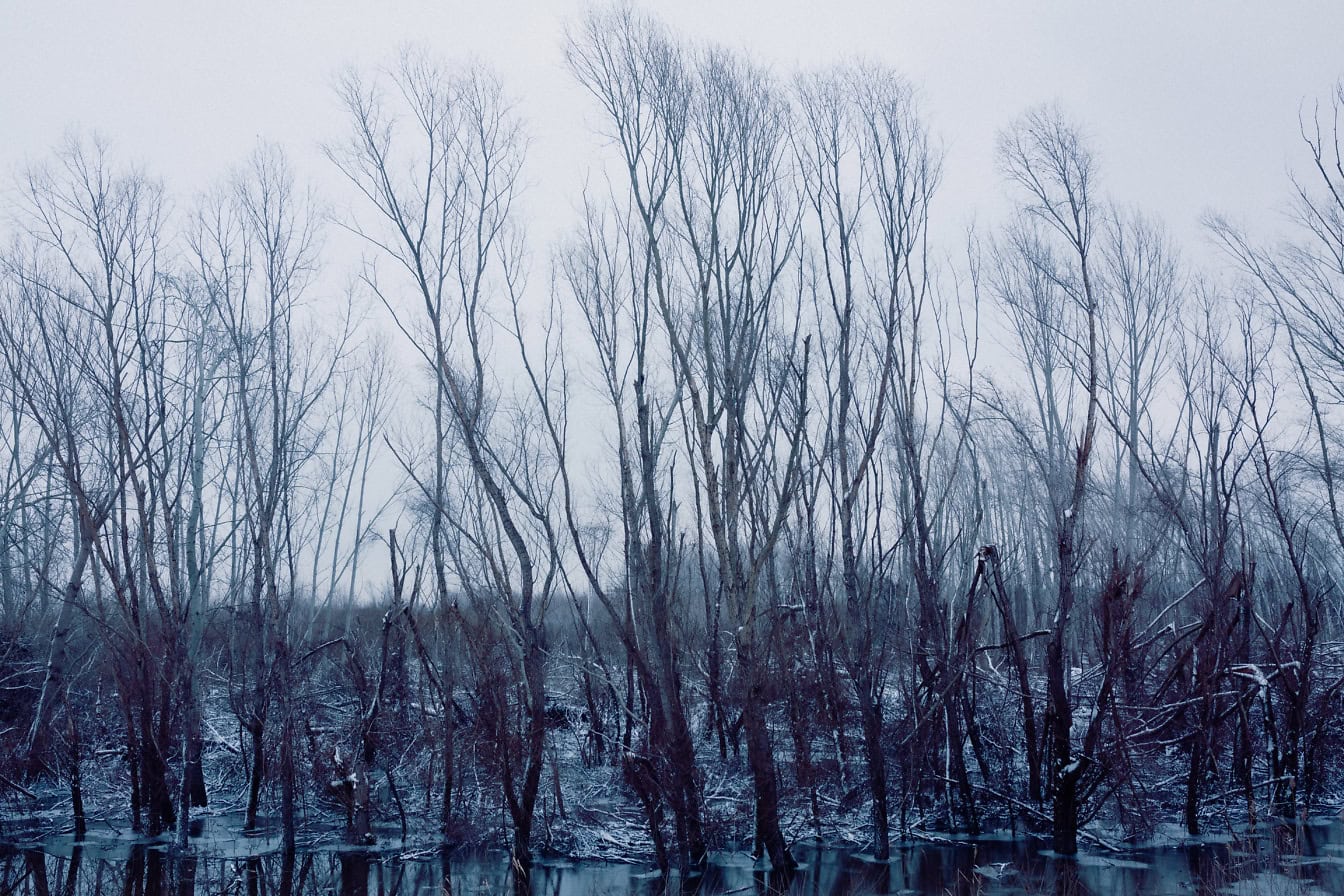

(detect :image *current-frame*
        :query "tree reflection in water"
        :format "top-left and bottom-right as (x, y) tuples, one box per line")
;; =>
(2, 833), (1341, 896)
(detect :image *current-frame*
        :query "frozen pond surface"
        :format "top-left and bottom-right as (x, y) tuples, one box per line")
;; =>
(4, 820), (1344, 895)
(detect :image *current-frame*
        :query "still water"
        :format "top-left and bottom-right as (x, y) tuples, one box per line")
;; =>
(4, 823), (1344, 896)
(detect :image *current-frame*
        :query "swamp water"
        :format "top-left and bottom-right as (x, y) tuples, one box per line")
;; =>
(4, 820), (1344, 896)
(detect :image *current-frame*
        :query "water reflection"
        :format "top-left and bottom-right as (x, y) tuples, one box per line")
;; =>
(3, 826), (1342, 896)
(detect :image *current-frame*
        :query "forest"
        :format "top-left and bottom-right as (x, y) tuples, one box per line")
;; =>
(3, 6), (1344, 883)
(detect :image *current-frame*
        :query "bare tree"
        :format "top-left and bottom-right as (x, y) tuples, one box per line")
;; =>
(1098, 207), (1183, 556)
(568, 10), (810, 866)
(1207, 81), (1344, 821)
(1210, 81), (1344, 561)
(794, 62), (984, 851)
(992, 106), (1105, 854)
(0, 144), (136, 775)
(0, 137), (208, 838)
(330, 51), (560, 873)
(550, 197), (707, 871)
(192, 144), (346, 846)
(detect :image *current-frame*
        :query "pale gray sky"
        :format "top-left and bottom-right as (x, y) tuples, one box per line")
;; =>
(5, 1), (1343, 262)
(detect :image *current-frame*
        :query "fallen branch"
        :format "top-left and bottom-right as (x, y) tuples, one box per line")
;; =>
(0, 773), (36, 799)
(977, 629), (1051, 654)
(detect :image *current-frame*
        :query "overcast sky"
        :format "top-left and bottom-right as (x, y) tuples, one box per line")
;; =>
(5, 1), (1343, 263)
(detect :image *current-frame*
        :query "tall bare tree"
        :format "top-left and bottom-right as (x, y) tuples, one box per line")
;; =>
(192, 144), (346, 846)
(568, 10), (810, 866)
(993, 106), (1105, 854)
(550, 197), (707, 871)
(330, 51), (560, 872)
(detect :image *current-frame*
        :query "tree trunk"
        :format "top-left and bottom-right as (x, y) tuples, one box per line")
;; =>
(1048, 629), (1078, 854)
(244, 719), (264, 831)
(26, 543), (93, 764)
(857, 686), (890, 860)
(741, 667), (794, 869)
(280, 718), (297, 852)
(1185, 737), (1203, 837)
(441, 718), (455, 835)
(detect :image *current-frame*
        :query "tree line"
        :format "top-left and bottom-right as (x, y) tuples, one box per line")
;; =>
(3, 6), (1344, 879)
